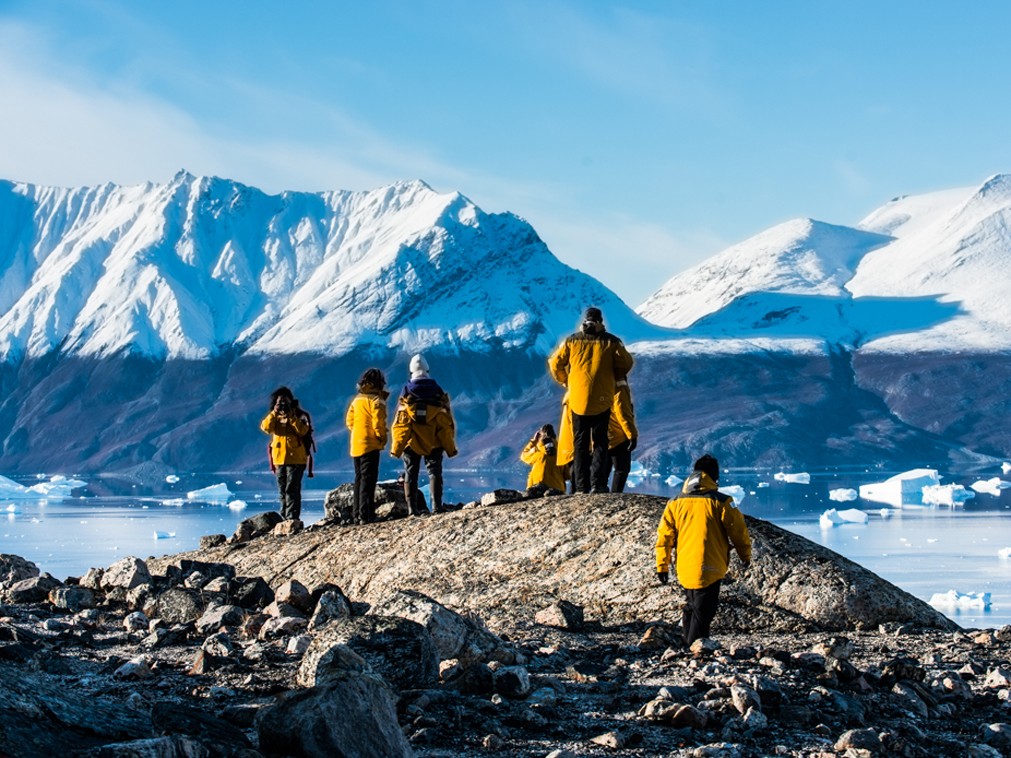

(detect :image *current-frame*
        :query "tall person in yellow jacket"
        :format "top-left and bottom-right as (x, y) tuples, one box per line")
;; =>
(655, 454), (752, 645)
(548, 307), (634, 494)
(345, 368), (389, 525)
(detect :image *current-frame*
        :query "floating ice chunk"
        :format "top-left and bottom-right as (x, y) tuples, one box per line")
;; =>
(152, 531), (176, 539)
(187, 483), (232, 501)
(879, 508), (892, 518)
(820, 509), (844, 528)
(1000, 547), (1011, 560)
(721, 485), (746, 505)
(165, 475), (180, 484)
(820, 508), (867, 528)
(5, 504), (20, 513)
(859, 469), (939, 507)
(161, 499), (184, 506)
(227, 500), (248, 511)
(757, 482), (770, 488)
(922, 484), (975, 506)
(665, 475), (683, 488)
(829, 488), (858, 502)
(837, 508), (868, 523)
(970, 478), (1011, 496)
(1003, 462), (1011, 475)
(774, 472), (810, 484)
(629, 461), (650, 477)
(929, 590), (991, 609)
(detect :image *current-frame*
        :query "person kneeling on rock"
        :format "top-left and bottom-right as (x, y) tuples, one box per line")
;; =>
(520, 423), (567, 492)
(654, 454), (752, 645)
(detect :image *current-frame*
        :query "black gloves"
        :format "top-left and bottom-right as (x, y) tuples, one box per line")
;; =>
(657, 570), (668, 585)
(628, 437), (638, 452)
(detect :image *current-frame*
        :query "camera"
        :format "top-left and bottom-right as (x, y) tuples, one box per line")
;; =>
(276, 398), (292, 415)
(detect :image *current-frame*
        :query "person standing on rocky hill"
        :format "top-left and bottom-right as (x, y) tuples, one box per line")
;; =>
(520, 423), (567, 492)
(604, 378), (638, 493)
(260, 387), (311, 522)
(345, 368), (390, 525)
(548, 307), (634, 493)
(655, 454), (752, 645)
(391, 354), (458, 515)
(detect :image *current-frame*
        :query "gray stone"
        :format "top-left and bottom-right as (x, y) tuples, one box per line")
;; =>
(80, 567), (104, 590)
(202, 577), (229, 594)
(8, 573), (61, 604)
(232, 577), (273, 610)
(813, 636), (854, 660)
(235, 511), (283, 540)
(183, 572), (206, 590)
(258, 616), (307, 640)
(968, 745), (1004, 758)
(308, 589), (352, 630)
(492, 665), (532, 698)
(154, 588), (203, 624)
(892, 682), (928, 719)
(124, 612), (150, 632)
(272, 519), (303, 536)
(275, 579), (313, 613)
(102, 557), (152, 592)
(91, 735), (209, 757)
(195, 605), (244, 635)
(835, 728), (883, 752)
(297, 615), (438, 690)
(286, 634), (312, 656)
(693, 745), (744, 758)
(257, 665), (412, 758)
(198, 534), (226, 549)
(730, 684), (761, 715)
(981, 723), (1011, 749)
(264, 600), (305, 619)
(201, 632), (235, 658)
(0, 554), (39, 590)
(367, 588), (508, 664)
(114, 656), (154, 681)
(534, 599), (583, 630)
(480, 488), (525, 506)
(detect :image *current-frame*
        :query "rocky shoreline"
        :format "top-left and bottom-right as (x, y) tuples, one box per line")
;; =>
(1, 490), (1010, 757)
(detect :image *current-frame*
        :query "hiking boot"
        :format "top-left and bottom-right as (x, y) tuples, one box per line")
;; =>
(590, 487), (609, 494)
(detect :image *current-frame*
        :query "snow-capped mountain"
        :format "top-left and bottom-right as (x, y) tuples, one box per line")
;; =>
(638, 174), (1011, 354)
(0, 172), (658, 362)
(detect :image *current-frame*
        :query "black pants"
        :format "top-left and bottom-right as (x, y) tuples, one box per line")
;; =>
(403, 447), (444, 513)
(605, 439), (632, 493)
(353, 449), (380, 524)
(276, 464), (306, 521)
(683, 579), (722, 645)
(571, 410), (610, 493)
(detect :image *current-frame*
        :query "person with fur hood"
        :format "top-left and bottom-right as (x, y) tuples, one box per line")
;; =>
(548, 306), (634, 493)
(345, 368), (389, 525)
(391, 354), (458, 515)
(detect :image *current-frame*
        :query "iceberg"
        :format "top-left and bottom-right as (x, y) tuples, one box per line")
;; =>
(227, 500), (248, 511)
(829, 488), (858, 502)
(929, 590), (991, 610)
(858, 468), (939, 507)
(152, 531), (176, 539)
(1003, 462), (1011, 475)
(0, 474), (86, 500)
(665, 475), (683, 488)
(721, 485), (746, 505)
(165, 475), (180, 484)
(187, 483), (232, 502)
(774, 472), (810, 484)
(999, 547), (1011, 560)
(970, 478), (1011, 496)
(757, 482), (770, 488)
(820, 508), (868, 528)
(921, 484), (975, 506)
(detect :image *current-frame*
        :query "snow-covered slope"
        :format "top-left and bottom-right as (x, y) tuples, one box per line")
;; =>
(638, 175), (1011, 353)
(0, 173), (658, 361)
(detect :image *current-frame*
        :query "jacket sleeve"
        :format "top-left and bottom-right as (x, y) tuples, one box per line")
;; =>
(374, 397), (388, 448)
(655, 501), (678, 572)
(520, 441), (538, 465)
(614, 385), (638, 440)
(547, 340), (570, 387)
(390, 407), (409, 457)
(345, 400), (356, 432)
(438, 410), (458, 458)
(722, 501), (752, 563)
(290, 415), (309, 436)
(613, 339), (634, 379)
(260, 412), (277, 435)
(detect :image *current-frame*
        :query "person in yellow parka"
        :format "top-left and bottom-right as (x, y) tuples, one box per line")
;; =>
(655, 454), (752, 645)
(604, 378), (638, 493)
(390, 354), (458, 515)
(548, 306), (634, 494)
(345, 368), (389, 525)
(520, 423), (566, 492)
(556, 394), (574, 493)
(260, 386), (310, 521)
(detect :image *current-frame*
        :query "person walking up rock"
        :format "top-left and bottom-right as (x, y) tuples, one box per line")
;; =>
(345, 368), (389, 525)
(261, 386), (311, 522)
(655, 454), (752, 645)
(391, 354), (458, 514)
(548, 307), (633, 493)
(604, 378), (638, 493)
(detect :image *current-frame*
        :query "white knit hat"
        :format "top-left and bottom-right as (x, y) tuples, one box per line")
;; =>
(409, 353), (430, 379)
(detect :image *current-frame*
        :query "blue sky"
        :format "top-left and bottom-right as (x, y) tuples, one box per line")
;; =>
(2, 1), (1010, 305)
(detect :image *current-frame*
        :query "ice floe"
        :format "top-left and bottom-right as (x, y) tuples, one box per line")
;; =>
(774, 472), (810, 484)
(152, 531), (176, 539)
(0, 474), (87, 500)
(1003, 462), (1011, 475)
(929, 590), (991, 610)
(721, 485), (746, 505)
(858, 468), (939, 507)
(757, 482), (770, 488)
(921, 484), (975, 506)
(820, 508), (868, 528)
(970, 478), (1011, 496)
(665, 475), (683, 488)
(186, 483), (232, 502)
(165, 475), (180, 484)
(227, 500), (247, 511)
(999, 547), (1011, 560)
(829, 488), (857, 502)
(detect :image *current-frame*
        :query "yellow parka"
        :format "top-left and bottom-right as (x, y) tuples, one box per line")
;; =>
(390, 396), (458, 458)
(345, 385), (389, 457)
(260, 411), (310, 466)
(557, 394), (574, 467)
(520, 439), (567, 491)
(548, 323), (634, 417)
(608, 379), (638, 449)
(655, 471), (752, 589)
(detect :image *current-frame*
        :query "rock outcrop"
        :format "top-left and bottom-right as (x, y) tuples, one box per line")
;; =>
(153, 493), (956, 633)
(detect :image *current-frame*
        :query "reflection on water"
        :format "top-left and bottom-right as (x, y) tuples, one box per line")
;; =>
(1, 468), (1010, 629)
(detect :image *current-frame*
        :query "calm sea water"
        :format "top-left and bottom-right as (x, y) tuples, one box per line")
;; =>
(1, 468), (1009, 630)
